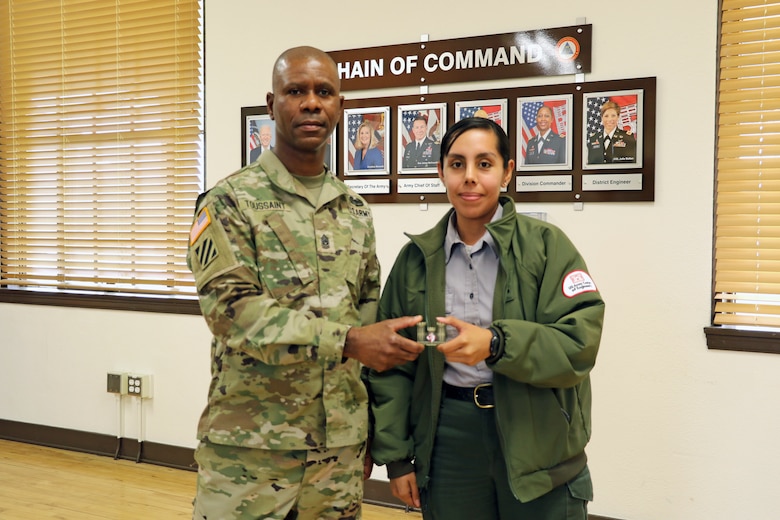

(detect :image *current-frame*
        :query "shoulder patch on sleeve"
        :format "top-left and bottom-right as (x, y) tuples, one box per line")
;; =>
(562, 270), (597, 298)
(194, 236), (219, 269)
(190, 207), (211, 245)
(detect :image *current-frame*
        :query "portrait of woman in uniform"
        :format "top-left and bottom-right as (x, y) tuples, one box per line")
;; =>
(517, 94), (573, 171)
(583, 90), (644, 169)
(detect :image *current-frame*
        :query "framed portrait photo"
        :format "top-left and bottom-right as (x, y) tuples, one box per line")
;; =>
(582, 89), (644, 170)
(241, 106), (275, 167)
(343, 106), (390, 176)
(324, 129), (337, 173)
(516, 94), (573, 171)
(398, 102), (447, 174)
(455, 98), (508, 132)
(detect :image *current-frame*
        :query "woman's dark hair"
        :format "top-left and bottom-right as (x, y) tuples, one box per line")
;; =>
(439, 117), (511, 168)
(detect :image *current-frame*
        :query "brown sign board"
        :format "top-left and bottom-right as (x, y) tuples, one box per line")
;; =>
(328, 25), (592, 91)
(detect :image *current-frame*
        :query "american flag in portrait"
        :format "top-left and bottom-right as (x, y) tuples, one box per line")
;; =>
(458, 103), (504, 128)
(586, 94), (638, 139)
(519, 99), (568, 159)
(346, 112), (363, 169)
(401, 108), (442, 148)
(346, 110), (386, 171)
(248, 122), (261, 150)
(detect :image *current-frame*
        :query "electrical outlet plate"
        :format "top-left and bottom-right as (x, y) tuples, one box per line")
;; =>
(126, 374), (152, 398)
(107, 372), (127, 394)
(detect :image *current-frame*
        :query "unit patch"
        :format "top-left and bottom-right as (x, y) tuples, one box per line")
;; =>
(562, 270), (597, 298)
(195, 236), (219, 269)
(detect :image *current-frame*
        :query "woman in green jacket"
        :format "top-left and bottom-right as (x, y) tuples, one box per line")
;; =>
(368, 117), (605, 519)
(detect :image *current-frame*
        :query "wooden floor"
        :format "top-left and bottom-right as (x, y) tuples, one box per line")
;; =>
(0, 439), (421, 519)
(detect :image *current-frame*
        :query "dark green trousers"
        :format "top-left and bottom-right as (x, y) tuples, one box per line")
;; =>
(422, 396), (591, 520)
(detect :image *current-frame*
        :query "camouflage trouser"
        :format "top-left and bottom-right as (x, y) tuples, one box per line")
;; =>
(192, 439), (366, 520)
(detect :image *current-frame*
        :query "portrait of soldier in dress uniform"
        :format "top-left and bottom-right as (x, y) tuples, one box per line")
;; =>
(583, 92), (642, 169)
(517, 95), (572, 171)
(398, 103), (446, 173)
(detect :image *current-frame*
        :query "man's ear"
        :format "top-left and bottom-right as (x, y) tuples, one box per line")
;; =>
(266, 92), (275, 120)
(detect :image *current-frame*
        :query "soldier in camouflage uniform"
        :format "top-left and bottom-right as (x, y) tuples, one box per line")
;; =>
(188, 46), (424, 520)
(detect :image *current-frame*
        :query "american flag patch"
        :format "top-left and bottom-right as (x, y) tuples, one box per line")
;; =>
(190, 207), (211, 245)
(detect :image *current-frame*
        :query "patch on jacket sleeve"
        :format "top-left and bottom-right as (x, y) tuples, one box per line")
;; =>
(190, 207), (211, 245)
(562, 270), (597, 298)
(194, 236), (219, 269)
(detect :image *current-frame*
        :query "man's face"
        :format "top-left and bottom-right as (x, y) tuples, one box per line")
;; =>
(412, 120), (427, 141)
(267, 54), (344, 153)
(536, 107), (552, 133)
(259, 126), (272, 147)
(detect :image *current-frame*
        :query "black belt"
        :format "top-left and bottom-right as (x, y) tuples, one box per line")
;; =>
(443, 382), (495, 409)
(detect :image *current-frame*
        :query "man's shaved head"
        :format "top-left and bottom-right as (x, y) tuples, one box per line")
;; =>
(272, 46), (339, 93)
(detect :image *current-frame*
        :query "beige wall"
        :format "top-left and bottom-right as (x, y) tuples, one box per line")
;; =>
(2, 1), (779, 518)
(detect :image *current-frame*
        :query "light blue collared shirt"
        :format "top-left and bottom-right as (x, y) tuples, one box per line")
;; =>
(442, 204), (503, 387)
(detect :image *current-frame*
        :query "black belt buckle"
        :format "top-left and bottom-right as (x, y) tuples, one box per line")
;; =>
(473, 383), (494, 409)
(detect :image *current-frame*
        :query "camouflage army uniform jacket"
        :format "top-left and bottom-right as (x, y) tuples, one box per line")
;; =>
(187, 151), (379, 451)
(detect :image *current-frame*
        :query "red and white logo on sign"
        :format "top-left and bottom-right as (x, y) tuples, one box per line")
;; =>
(562, 270), (597, 298)
(556, 37), (581, 62)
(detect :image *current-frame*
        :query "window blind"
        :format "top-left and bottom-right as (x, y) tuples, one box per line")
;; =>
(0, 0), (203, 298)
(715, 0), (780, 328)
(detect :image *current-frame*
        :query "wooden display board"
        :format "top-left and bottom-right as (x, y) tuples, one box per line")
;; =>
(242, 76), (655, 204)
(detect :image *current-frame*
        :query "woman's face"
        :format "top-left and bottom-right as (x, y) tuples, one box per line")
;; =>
(601, 108), (618, 133)
(536, 107), (553, 133)
(438, 128), (513, 229)
(359, 126), (371, 146)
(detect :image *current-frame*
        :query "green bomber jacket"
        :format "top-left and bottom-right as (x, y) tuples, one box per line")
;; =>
(368, 196), (605, 503)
